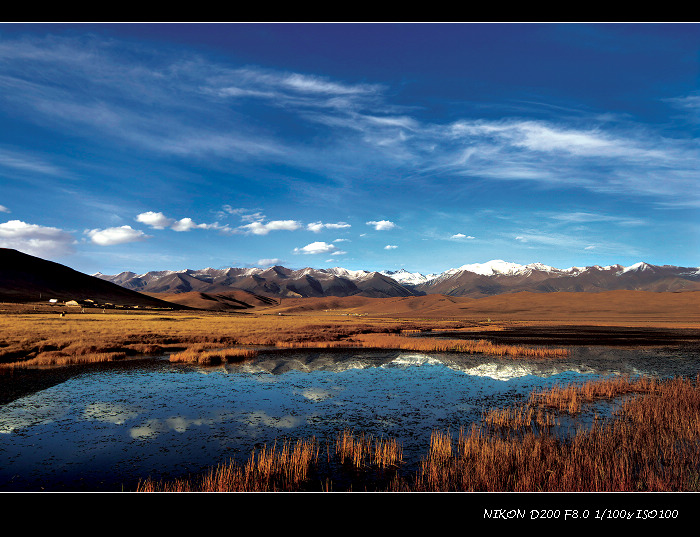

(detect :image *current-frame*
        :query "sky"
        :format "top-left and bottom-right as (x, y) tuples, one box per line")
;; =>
(0, 22), (698, 276)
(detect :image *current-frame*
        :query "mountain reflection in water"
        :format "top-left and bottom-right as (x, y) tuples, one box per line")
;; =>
(0, 345), (697, 492)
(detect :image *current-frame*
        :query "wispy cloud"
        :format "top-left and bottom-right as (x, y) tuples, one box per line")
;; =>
(0, 147), (66, 176)
(2, 33), (697, 209)
(547, 211), (646, 226)
(307, 221), (351, 232)
(512, 230), (640, 257)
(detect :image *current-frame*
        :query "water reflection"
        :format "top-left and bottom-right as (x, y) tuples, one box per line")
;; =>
(0, 345), (697, 491)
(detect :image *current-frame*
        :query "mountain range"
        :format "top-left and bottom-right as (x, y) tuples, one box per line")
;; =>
(94, 259), (700, 302)
(2, 248), (699, 313)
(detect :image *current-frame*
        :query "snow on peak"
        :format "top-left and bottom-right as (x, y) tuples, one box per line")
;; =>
(379, 268), (433, 285)
(456, 260), (528, 276)
(617, 262), (653, 275)
(325, 267), (374, 280)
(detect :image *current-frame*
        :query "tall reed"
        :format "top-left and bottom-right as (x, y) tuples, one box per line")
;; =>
(138, 437), (319, 492)
(335, 429), (403, 469)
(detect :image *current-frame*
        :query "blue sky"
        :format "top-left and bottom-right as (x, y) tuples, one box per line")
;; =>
(0, 23), (698, 275)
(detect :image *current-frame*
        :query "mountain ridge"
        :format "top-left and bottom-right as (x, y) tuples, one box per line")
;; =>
(94, 259), (700, 299)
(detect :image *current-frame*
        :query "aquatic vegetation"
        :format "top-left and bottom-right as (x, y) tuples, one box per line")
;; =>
(137, 437), (320, 492)
(136, 375), (700, 492)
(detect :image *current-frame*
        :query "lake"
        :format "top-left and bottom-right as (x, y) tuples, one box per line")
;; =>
(1, 343), (698, 492)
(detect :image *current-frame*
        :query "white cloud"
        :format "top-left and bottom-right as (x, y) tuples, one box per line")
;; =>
(0, 219), (75, 257)
(450, 233), (475, 239)
(384, 244), (398, 250)
(0, 205), (9, 213)
(136, 211), (174, 229)
(86, 225), (150, 246)
(307, 221), (351, 233)
(137, 211), (226, 232)
(257, 258), (281, 266)
(366, 220), (396, 231)
(240, 220), (301, 235)
(171, 218), (215, 232)
(294, 241), (339, 255)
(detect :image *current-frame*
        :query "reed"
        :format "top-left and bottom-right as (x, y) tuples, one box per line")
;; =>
(412, 375), (700, 491)
(481, 405), (558, 430)
(529, 375), (659, 414)
(137, 437), (319, 492)
(169, 345), (258, 364)
(334, 429), (403, 469)
(347, 333), (569, 359)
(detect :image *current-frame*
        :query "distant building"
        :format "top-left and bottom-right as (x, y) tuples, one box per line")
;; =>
(65, 300), (81, 307)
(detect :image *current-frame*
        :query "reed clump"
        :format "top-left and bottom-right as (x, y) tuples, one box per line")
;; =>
(335, 429), (403, 469)
(481, 405), (558, 430)
(347, 333), (569, 359)
(169, 344), (258, 365)
(529, 375), (659, 414)
(137, 437), (319, 492)
(412, 375), (700, 491)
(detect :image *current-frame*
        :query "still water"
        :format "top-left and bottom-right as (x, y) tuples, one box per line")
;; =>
(0, 345), (697, 491)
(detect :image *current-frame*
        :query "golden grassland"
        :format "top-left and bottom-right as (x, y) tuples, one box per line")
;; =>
(3, 298), (700, 492)
(136, 375), (700, 492)
(0, 306), (571, 368)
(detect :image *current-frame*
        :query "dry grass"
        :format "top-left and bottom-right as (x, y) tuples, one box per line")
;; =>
(274, 333), (569, 359)
(0, 310), (567, 368)
(353, 333), (568, 358)
(169, 344), (258, 365)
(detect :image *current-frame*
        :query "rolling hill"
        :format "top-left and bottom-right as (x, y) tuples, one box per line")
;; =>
(0, 248), (187, 309)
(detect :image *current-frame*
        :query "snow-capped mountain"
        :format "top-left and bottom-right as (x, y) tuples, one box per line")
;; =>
(94, 260), (700, 299)
(379, 268), (439, 285)
(402, 260), (700, 297)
